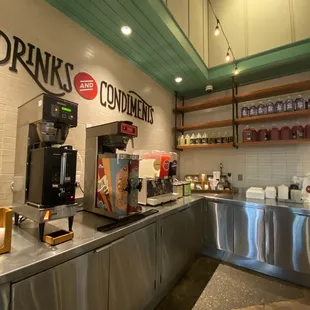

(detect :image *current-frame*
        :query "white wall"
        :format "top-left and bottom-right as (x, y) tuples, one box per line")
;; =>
(166, 0), (209, 65)
(166, 0), (310, 67)
(179, 72), (310, 188)
(0, 0), (174, 206)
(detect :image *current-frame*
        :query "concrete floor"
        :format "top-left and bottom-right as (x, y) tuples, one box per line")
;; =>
(156, 257), (310, 310)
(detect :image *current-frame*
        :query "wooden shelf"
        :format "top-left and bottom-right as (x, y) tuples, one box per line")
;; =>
(236, 109), (310, 125)
(177, 143), (233, 150)
(236, 80), (310, 103)
(174, 97), (231, 114)
(237, 139), (310, 147)
(176, 119), (232, 131)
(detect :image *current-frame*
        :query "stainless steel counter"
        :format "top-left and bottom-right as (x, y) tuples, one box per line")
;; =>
(200, 193), (310, 214)
(0, 196), (202, 285)
(201, 192), (310, 287)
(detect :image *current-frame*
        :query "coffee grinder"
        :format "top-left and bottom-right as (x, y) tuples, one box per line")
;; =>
(84, 121), (142, 219)
(12, 94), (78, 241)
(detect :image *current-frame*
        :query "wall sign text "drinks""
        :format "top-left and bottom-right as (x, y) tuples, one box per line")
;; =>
(100, 81), (154, 125)
(0, 30), (74, 97)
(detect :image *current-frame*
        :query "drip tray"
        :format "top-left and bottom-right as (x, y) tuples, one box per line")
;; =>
(44, 230), (73, 245)
(97, 209), (159, 232)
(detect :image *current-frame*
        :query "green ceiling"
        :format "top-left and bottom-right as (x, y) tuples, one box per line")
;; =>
(46, 0), (310, 99)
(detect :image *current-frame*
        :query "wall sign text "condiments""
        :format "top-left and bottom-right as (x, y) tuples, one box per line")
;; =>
(100, 81), (154, 125)
(0, 30), (74, 97)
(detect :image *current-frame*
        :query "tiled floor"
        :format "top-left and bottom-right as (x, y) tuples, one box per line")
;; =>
(156, 257), (310, 310)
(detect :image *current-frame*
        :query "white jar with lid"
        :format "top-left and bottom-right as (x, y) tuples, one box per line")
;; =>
(265, 186), (276, 199)
(278, 184), (289, 200)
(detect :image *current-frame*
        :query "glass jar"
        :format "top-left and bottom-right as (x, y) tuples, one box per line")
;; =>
(285, 96), (295, 112)
(267, 100), (275, 114)
(249, 105), (257, 117)
(241, 104), (249, 118)
(275, 98), (284, 113)
(257, 101), (266, 115)
(295, 95), (306, 110)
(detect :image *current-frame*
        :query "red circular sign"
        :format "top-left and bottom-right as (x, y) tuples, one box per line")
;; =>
(306, 185), (310, 194)
(74, 72), (98, 100)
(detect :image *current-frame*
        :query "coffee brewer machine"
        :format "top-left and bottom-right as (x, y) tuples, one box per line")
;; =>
(13, 94), (78, 241)
(84, 121), (141, 219)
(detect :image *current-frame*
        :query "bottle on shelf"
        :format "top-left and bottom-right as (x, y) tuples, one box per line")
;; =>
(280, 123), (291, 140)
(257, 101), (266, 115)
(201, 132), (208, 144)
(267, 100), (275, 114)
(190, 133), (196, 144)
(295, 94), (306, 110)
(270, 124), (280, 140)
(285, 95), (295, 112)
(241, 104), (249, 118)
(292, 121), (304, 139)
(210, 132), (216, 144)
(185, 134), (191, 145)
(275, 98), (284, 113)
(178, 135), (185, 146)
(223, 132), (228, 143)
(216, 131), (222, 144)
(196, 133), (202, 144)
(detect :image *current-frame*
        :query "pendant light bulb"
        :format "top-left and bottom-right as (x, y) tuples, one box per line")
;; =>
(214, 25), (220, 36)
(234, 65), (239, 75)
(225, 52), (230, 62)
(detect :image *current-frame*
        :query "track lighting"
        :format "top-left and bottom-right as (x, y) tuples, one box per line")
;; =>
(225, 51), (231, 62)
(234, 65), (239, 75)
(214, 23), (220, 36)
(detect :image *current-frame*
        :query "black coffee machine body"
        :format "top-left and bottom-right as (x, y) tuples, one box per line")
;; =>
(13, 94), (78, 240)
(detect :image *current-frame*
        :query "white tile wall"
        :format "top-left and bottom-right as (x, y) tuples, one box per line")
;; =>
(0, 0), (174, 206)
(179, 72), (310, 188)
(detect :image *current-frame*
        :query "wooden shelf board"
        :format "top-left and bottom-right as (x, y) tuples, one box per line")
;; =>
(238, 139), (310, 147)
(236, 109), (310, 125)
(176, 119), (232, 131)
(236, 80), (310, 103)
(174, 97), (231, 114)
(177, 143), (233, 150)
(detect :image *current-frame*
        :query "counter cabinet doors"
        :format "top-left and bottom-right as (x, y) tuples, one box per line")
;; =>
(109, 222), (157, 310)
(204, 202), (234, 252)
(160, 201), (203, 286)
(233, 206), (265, 262)
(269, 210), (310, 274)
(11, 244), (110, 310)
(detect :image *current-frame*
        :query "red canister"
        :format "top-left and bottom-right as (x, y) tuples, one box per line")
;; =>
(251, 127), (258, 141)
(280, 123), (292, 140)
(258, 125), (269, 141)
(270, 124), (280, 140)
(243, 125), (253, 142)
(306, 122), (310, 138)
(292, 122), (304, 139)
